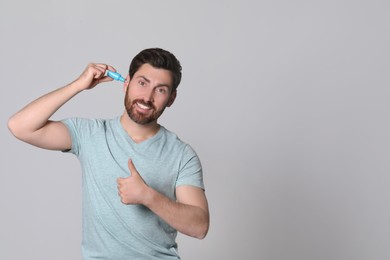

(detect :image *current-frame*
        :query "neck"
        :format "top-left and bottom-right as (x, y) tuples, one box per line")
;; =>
(120, 111), (160, 143)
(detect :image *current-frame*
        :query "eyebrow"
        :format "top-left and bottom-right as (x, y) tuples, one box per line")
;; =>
(137, 75), (171, 89)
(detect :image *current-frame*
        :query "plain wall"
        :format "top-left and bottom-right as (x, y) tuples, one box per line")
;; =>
(1, 1), (389, 259)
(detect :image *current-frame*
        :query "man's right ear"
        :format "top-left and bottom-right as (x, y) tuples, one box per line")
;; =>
(123, 75), (130, 93)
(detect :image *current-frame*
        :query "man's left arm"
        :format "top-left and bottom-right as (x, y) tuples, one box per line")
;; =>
(117, 159), (210, 239)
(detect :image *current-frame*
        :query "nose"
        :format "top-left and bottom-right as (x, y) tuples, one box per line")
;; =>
(143, 88), (155, 103)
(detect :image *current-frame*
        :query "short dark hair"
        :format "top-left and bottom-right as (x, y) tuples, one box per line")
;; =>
(129, 48), (182, 92)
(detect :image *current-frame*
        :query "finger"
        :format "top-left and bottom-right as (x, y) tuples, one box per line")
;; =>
(94, 63), (108, 70)
(86, 68), (104, 80)
(89, 64), (109, 80)
(89, 63), (105, 73)
(94, 69), (106, 79)
(94, 63), (117, 73)
(106, 65), (117, 72)
(92, 63), (120, 80)
(98, 76), (114, 83)
(117, 177), (124, 184)
(127, 159), (138, 177)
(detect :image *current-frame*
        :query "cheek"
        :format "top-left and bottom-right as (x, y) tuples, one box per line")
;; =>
(124, 90), (134, 106)
(125, 87), (138, 100)
(156, 99), (172, 110)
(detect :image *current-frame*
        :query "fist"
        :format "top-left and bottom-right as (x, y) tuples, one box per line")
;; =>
(75, 63), (116, 91)
(117, 159), (149, 205)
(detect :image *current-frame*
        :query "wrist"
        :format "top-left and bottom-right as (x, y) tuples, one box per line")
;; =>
(67, 80), (86, 93)
(143, 186), (157, 208)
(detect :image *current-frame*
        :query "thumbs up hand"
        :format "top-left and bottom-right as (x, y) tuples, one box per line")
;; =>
(117, 159), (149, 205)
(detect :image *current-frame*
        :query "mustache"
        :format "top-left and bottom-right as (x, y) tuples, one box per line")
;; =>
(132, 99), (156, 110)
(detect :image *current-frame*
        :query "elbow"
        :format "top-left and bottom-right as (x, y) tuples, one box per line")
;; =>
(7, 116), (20, 138)
(8, 115), (29, 141)
(183, 212), (209, 239)
(195, 224), (209, 240)
(194, 215), (210, 240)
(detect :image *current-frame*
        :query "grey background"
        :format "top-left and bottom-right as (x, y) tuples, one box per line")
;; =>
(1, 1), (389, 259)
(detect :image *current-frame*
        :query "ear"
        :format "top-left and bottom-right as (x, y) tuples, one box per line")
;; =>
(167, 90), (177, 107)
(123, 75), (130, 93)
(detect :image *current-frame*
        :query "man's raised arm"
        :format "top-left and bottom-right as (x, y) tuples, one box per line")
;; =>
(8, 63), (116, 150)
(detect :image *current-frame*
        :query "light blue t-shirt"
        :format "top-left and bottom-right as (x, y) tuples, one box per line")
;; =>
(62, 117), (204, 260)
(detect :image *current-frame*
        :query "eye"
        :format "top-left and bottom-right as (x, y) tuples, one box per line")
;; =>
(155, 87), (168, 95)
(138, 80), (146, 87)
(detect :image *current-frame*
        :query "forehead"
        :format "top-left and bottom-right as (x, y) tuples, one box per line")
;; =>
(133, 63), (173, 87)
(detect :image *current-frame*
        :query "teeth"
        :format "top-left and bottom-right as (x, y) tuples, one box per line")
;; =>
(137, 102), (151, 110)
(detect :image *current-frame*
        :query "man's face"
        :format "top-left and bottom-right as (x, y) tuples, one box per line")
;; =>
(124, 63), (176, 125)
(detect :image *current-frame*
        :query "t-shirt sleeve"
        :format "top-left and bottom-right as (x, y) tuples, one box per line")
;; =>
(176, 144), (205, 190)
(61, 118), (83, 156)
(61, 117), (94, 156)
(62, 117), (103, 156)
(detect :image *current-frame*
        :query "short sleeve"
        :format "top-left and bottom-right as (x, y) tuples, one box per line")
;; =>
(61, 118), (82, 156)
(176, 144), (204, 190)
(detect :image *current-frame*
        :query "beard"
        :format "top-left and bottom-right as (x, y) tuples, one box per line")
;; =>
(124, 91), (166, 125)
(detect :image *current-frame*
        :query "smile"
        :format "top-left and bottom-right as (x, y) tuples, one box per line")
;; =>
(136, 102), (153, 110)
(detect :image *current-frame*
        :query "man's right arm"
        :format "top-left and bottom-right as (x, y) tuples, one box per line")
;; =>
(8, 63), (116, 151)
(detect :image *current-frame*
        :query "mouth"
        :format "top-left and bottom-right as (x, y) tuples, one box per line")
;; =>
(134, 100), (155, 113)
(136, 102), (152, 110)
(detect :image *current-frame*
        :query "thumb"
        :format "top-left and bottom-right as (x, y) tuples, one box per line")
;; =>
(127, 159), (138, 177)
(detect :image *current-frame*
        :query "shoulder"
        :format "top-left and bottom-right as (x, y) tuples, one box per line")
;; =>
(160, 126), (198, 156)
(160, 126), (186, 146)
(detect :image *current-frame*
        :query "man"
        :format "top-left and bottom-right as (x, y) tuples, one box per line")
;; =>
(8, 48), (209, 259)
